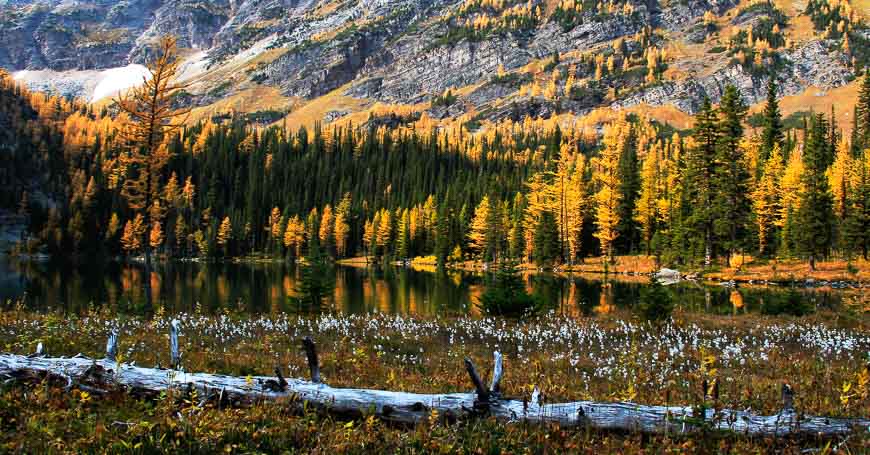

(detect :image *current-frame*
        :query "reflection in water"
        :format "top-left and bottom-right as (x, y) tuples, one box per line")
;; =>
(0, 257), (849, 316)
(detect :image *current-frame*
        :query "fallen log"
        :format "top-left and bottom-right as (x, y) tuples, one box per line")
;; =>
(0, 338), (867, 437)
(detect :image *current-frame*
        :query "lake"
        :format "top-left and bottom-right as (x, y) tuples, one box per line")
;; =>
(0, 256), (851, 316)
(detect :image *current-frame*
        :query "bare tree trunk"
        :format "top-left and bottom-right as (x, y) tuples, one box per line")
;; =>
(704, 229), (712, 268)
(143, 246), (153, 310)
(2, 344), (867, 437)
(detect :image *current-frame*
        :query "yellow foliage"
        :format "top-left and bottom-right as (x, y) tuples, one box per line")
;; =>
(592, 116), (628, 259)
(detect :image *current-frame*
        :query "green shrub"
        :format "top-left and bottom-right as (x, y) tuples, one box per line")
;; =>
(637, 276), (674, 322)
(760, 287), (815, 316)
(292, 239), (335, 311)
(477, 260), (541, 318)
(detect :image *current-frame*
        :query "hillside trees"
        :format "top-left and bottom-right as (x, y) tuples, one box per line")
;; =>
(7, 56), (870, 271)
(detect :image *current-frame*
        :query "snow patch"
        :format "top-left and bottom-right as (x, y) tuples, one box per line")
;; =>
(91, 64), (150, 102)
(14, 64), (150, 102)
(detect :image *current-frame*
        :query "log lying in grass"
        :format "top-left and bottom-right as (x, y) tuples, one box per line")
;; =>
(0, 339), (867, 437)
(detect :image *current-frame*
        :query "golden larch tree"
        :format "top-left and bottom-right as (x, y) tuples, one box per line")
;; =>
(363, 218), (376, 257)
(115, 35), (190, 306)
(828, 138), (853, 220)
(752, 144), (784, 255)
(149, 221), (164, 249)
(217, 216), (232, 249)
(319, 204), (334, 246)
(268, 207), (283, 245)
(593, 118), (628, 261)
(334, 211), (350, 258)
(376, 209), (392, 252)
(106, 213), (121, 241)
(121, 214), (146, 253)
(283, 215), (306, 258)
(468, 195), (491, 258)
(779, 149), (805, 226)
(635, 144), (659, 255)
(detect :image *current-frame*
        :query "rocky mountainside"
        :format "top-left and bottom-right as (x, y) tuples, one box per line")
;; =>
(1, 0), (867, 129)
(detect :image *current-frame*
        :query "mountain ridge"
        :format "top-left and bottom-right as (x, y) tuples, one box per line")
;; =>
(2, 0), (867, 131)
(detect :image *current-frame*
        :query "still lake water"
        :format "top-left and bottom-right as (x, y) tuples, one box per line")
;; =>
(0, 256), (849, 316)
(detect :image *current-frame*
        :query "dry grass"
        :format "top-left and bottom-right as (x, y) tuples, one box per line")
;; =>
(705, 257), (870, 282)
(785, 15), (819, 43)
(572, 104), (694, 131)
(850, 0), (870, 19)
(311, 0), (346, 17)
(187, 85), (295, 124)
(271, 84), (371, 131)
(335, 256), (371, 266)
(0, 308), (868, 452)
(560, 255), (660, 274)
(339, 100), (430, 129)
(748, 81), (860, 136)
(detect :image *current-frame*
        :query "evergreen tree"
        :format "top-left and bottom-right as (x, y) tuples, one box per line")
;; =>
(434, 205), (450, 267)
(797, 114), (835, 270)
(477, 260), (539, 318)
(616, 125), (640, 254)
(683, 97), (719, 266)
(508, 193), (526, 260)
(533, 211), (560, 266)
(293, 226), (335, 311)
(760, 74), (784, 173)
(857, 70), (870, 150)
(712, 85), (751, 264)
(843, 152), (870, 259)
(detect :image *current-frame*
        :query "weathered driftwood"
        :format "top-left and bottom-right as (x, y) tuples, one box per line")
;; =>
(170, 319), (181, 370)
(302, 336), (321, 384)
(0, 336), (867, 437)
(1, 353), (866, 436)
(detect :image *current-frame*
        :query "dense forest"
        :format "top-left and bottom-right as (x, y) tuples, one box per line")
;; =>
(2, 39), (870, 271)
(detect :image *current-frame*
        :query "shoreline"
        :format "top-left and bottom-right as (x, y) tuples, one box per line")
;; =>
(338, 255), (869, 288)
(9, 252), (868, 288)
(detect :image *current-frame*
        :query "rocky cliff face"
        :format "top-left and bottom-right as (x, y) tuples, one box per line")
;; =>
(0, 0), (160, 70)
(1, 0), (864, 127)
(614, 40), (853, 114)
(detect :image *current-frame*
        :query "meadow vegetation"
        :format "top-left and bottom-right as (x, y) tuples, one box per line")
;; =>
(0, 302), (868, 452)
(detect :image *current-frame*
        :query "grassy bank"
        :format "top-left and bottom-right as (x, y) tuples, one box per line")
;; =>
(341, 254), (870, 285)
(1, 307), (868, 452)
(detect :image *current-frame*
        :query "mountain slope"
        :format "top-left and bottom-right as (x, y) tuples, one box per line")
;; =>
(2, 0), (867, 130)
